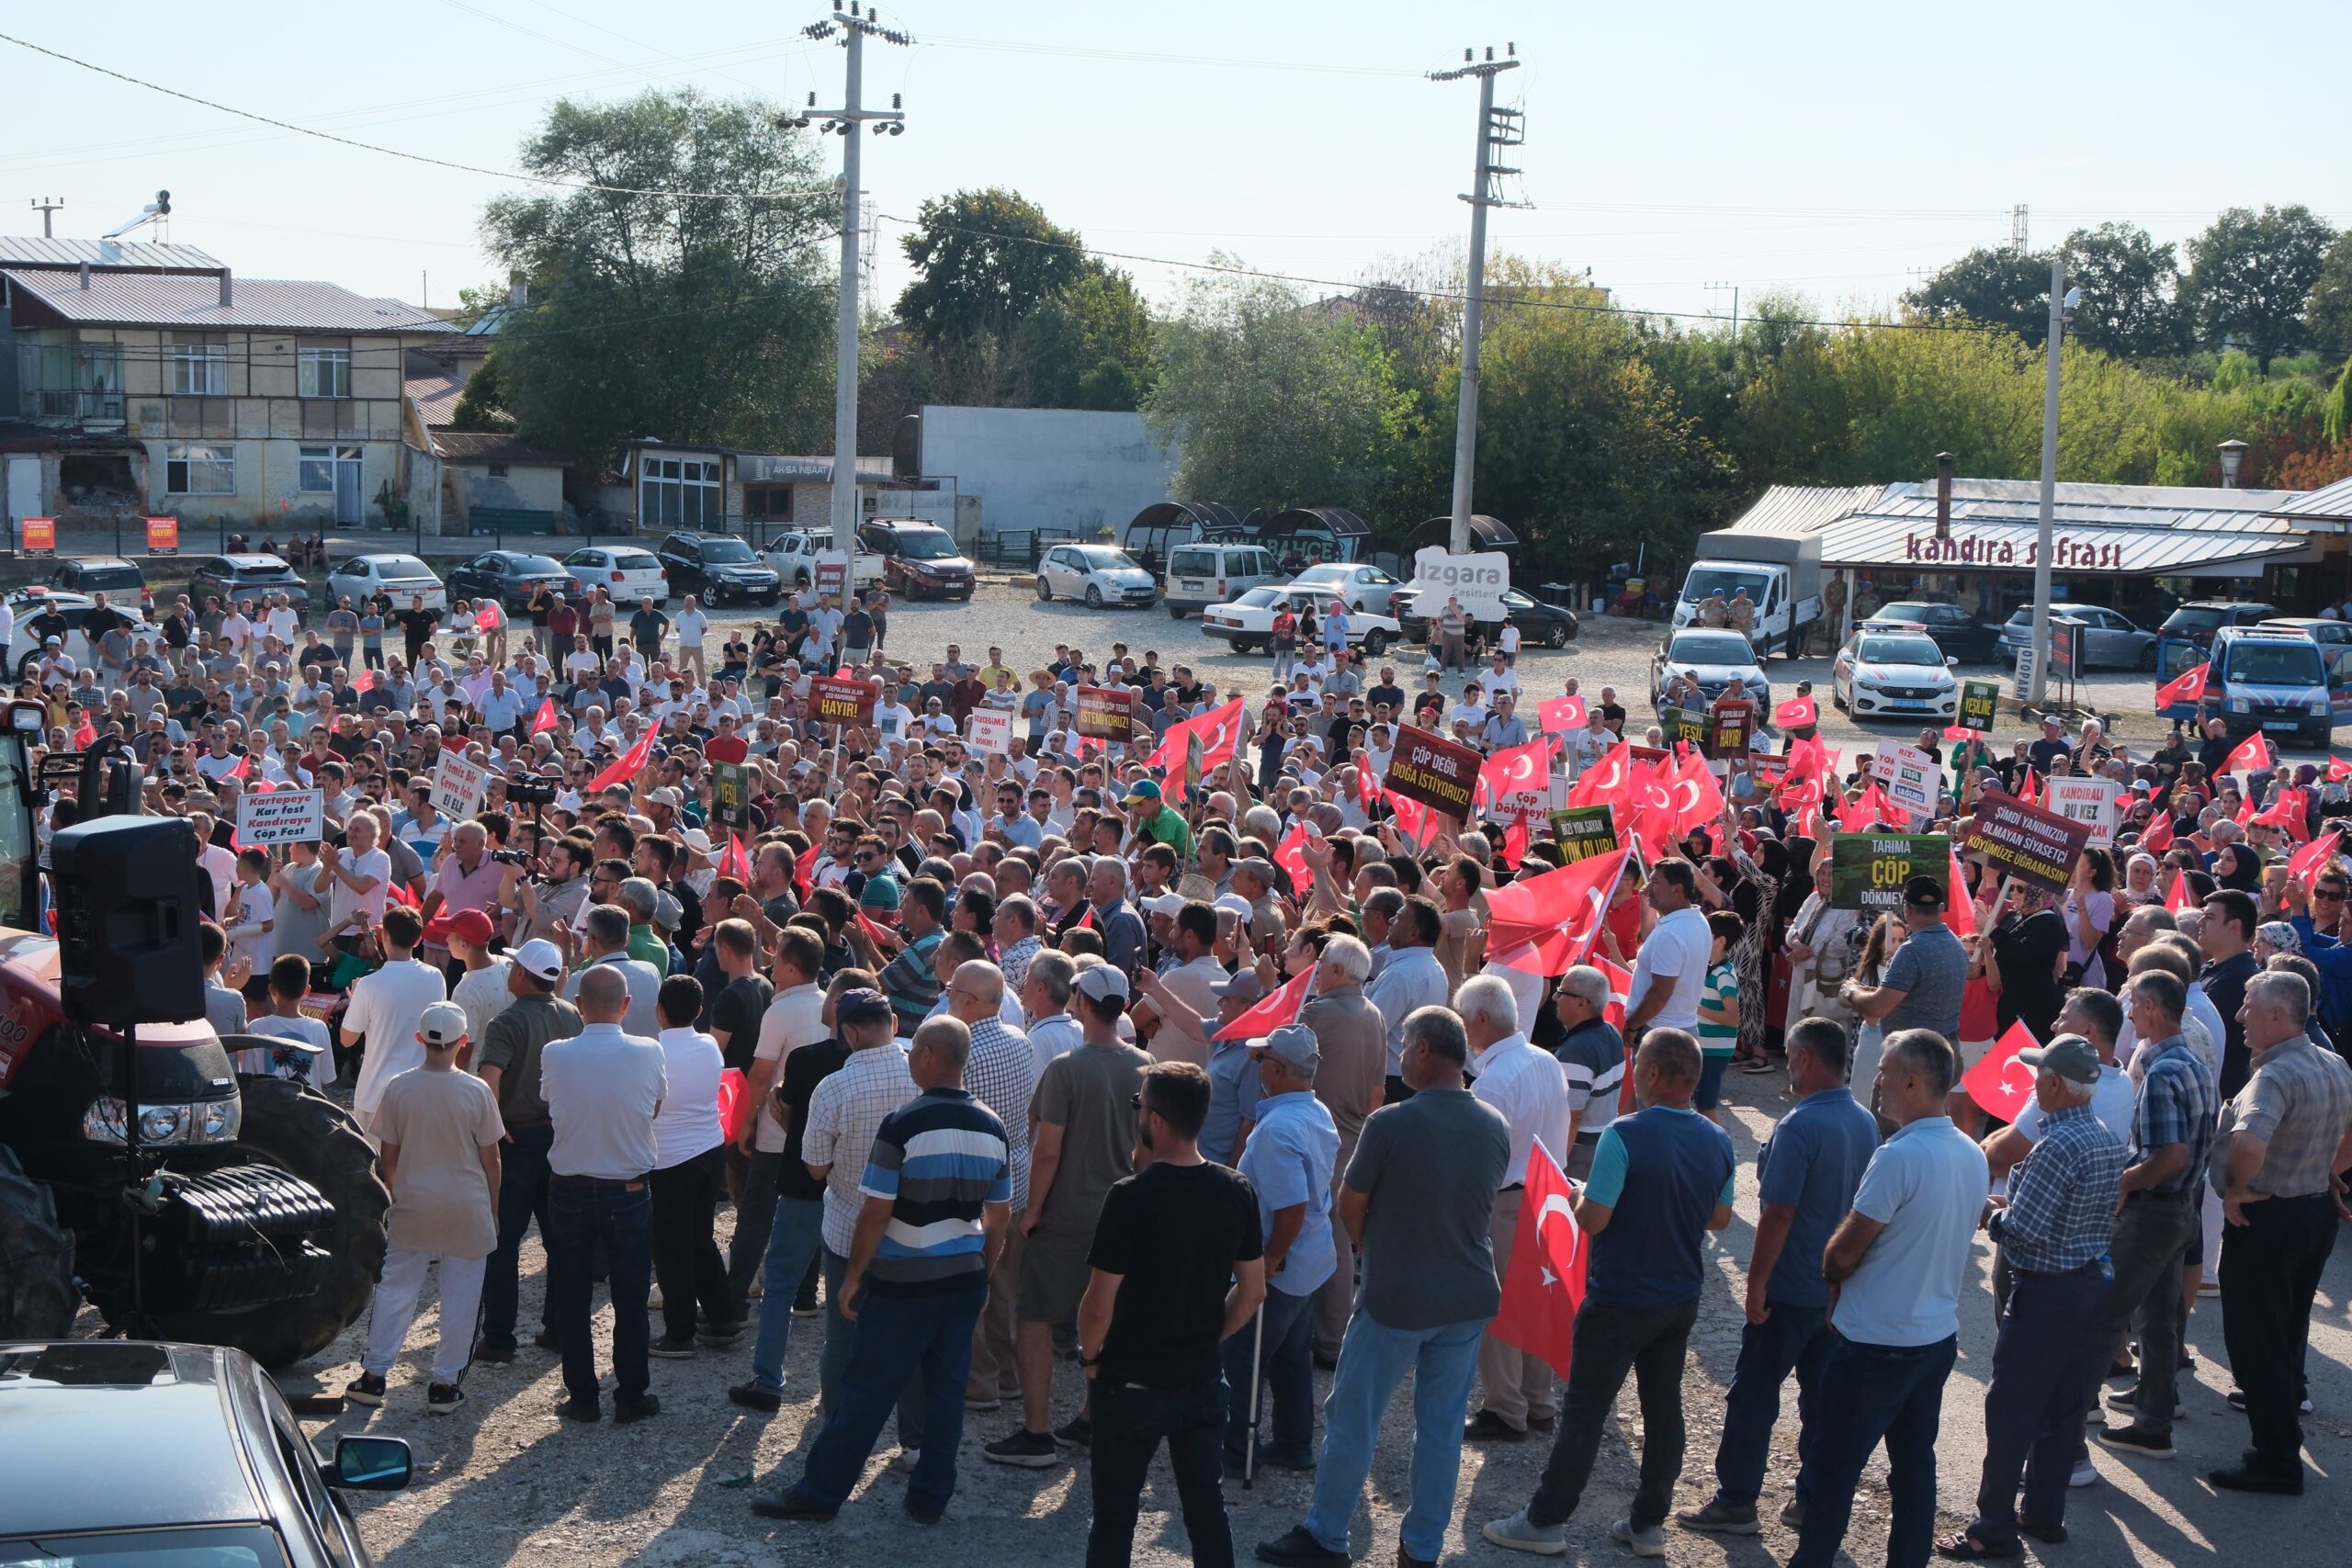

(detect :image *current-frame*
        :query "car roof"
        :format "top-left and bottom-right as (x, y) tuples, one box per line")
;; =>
(64, 556), (139, 570)
(349, 552), (431, 567)
(0, 1342), (268, 1535)
(218, 554), (291, 570)
(2177, 600), (2273, 611)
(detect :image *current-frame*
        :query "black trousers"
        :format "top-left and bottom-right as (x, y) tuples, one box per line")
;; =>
(649, 1145), (733, 1344)
(2219, 1190), (2338, 1472)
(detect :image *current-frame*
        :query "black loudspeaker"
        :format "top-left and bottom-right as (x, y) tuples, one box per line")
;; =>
(51, 816), (206, 1027)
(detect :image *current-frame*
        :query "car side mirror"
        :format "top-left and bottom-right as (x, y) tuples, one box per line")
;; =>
(1946, 657), (1959, 668)
(326, 1435), (412, 1492)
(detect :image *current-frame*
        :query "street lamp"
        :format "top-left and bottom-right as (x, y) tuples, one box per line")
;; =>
(2028, 266), (2080, 709)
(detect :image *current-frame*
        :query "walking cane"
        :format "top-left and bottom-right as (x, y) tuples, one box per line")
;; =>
(1243, 1299), (1267, 1490)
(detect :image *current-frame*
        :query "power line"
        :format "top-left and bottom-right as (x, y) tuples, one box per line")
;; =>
(915, 30), (1421, 78)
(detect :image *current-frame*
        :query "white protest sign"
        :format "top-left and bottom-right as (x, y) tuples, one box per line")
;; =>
(432, 750), (492, 819)
(1872, 740), (1943, 819)
(2046, 775), (2121, 849)
(236, 788), (323, 846)
(1411, 547), (1511, 622)
(967, 707), (1013, 757)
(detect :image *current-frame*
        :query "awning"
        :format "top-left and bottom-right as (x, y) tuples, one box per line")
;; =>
(1818, 493), (2303, 578)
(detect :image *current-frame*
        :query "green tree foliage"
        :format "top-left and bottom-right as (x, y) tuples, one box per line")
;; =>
(2305, 232), (2352, 368)
(479, 89), (836, 468)
(2184, 205), (2339, 374)
(1023, 264), (1159, 411)
(447, 356), (510, 433)
(895, 188), (1082, 350)
(1904, 247), (2053, 345)
(2058, 223), (2188, 359)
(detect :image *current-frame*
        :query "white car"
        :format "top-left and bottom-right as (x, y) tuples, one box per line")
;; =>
(324, 553), (445, 613)
(1035, 544), (1159, 608)
(1833, 624), (1960, 720)
(8, 590), (161, 681)
(563, 545), (668, 604)
(1200, 586), (1401, 657)
(1283, 561), (1402, 614)
(761, 530), (884, 592)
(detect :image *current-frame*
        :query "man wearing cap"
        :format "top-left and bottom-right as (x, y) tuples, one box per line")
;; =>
(1943, 1033), (2125, 1559)
(1838, 875), (1967, 1090)
(446, 908), (513, 1048)
(1124, 778), (1194, 860)
(345, 1001), (505, 1414)
(1227, 1025), (1340, 1474)
(1190, 967), (1267, 1166)
(473, 937), (582, 1361)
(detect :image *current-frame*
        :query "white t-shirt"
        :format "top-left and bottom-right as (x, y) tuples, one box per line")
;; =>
(345, 957), (452, 1122)
(266, 606), (299, 646)
(222, 880), (275, 976)
(328, 847), (394, 930)
(450, 958), (515, 1050)
(245, 1012), (334, 1089)
(1629, 904), (1712, 1032)
(197, 842), (238, 919)
(673, 608), (707, 649)
(542, 1023), (669, 1180)
(652, 1026), (727, 1168)
(752, 982), (828, 1154)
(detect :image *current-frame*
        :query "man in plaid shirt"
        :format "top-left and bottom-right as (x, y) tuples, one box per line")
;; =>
(1949, 1035), (2126, 1558)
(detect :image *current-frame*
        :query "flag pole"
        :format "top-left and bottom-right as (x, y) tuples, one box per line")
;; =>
(1242, 1299), (1265, 1491)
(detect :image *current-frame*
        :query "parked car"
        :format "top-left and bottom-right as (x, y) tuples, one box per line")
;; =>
(1393, 585), (1579, 649)
(43, 555), (150, 609)
(6, 589), (162, 679)
(2157, 599), (2280, 650)
(1649, 626), (1770, 712)
(324, 552), (446, 613)
(1283, 560), (1402, 614)
(444, 550), (578, 610)
(0, 1340), (413, 1567)
(860, 519), (976, 601)
(1036, 543), (1159, 608)
(1993, 604), (2158, 670)
(655, 532), (782, 605)
(760, 529), (885, 592)
(561, 545), (669, 604)
(2210, 625), (2336, 747)
(1862, 600), (2000, 663)
(1199, 586), (1401, 657)
(1162, 541), (1280, 619)
(1832, 624), (1960, 720)
(189, 553), (311, 611)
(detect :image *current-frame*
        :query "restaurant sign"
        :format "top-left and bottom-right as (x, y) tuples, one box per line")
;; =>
(1902, 533), (2124, 570)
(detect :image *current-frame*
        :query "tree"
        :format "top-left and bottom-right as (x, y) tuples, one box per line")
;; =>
(447, 355), (510, 432)
(479, 89), (836, 468)
(1022, 263), (1158, 411)
(2183, 204), (2338, 374)
(2305, 231), (2352, 367)
(894, 188), (1083, 350)
(2058, 223), (2187, 359)
(1903, 247), (2054, 345)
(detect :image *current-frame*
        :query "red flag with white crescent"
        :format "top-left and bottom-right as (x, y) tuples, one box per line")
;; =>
(1538, 694), (1588, 735)
(2141, 810), (2174, 853)
(1961, 1020), (2041, 1122)
(1944, 848), (1975, 938)
(2222, 731), (2275, 776)
(531, 697), (559, 736)
(1213, 966), (1315, 1042)
(1567, 740), (1632, 807)
(1272, 823), (1313, 889)
(2154, 662), (2208, 709)
(2288, 829), (2342, 886)
(2328, 755), (2352, 784)
(1485, 847), (1631, 959)
(718, 834), (752, 885)
(584, 726), (657, 795)
(1775, 694), (1817, 730)
(1670, 750), (1726, 836)
(2164, 871), (2195, 913)
(1488, 1140), (1589, 1379)
(1477, 737), (1555, 811)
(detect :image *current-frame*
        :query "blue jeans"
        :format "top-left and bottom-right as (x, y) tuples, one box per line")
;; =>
(1710, 1299), (1832, 1507)
(1222, 1285), (1317, 1465)
(546, 1179), (653, 1406)
(480, 1123), (553, 1351)
(747, 1196), (828, 1395)
(1790, 1333), (1957, 1568)
(1971, 1261), (2111, 1549)
(1090, 1373), (1233, 1568)
(1528, 1298), (1700, 1531)
(820, 1244), (924, 1445)
(786, 1280), (984, 1517)
(1301, 1310), (1486, 1563)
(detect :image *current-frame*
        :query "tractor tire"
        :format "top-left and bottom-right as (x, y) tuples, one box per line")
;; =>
(147, 1078), (389, 1370)
(0, 1146), (77, 1341)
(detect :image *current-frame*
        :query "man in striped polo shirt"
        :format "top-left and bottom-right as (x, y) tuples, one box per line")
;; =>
(754, 1011), (1012, 1526)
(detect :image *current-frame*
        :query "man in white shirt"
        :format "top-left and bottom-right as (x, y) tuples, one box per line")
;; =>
(729, 928), (828, 1314)
(874, 685), (916, 744)
(322, 812), (393, 953)
(562, 905), (664, 1038)
(1626, 859), (1712, 1036)
(1019, 952), (1085, 1067)
(341, 905), (451, 1135)
(1459, 976), (1571, 1442)
(673, 595), (709, 684)
(264, 593), (299, 649)
(650, 972), (731, 1355)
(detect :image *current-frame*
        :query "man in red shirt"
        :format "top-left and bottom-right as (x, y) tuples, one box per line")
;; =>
(548, 593), (581, 656)
(705, 712), (751, 765)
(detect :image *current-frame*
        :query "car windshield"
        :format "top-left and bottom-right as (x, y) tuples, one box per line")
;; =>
(1875, 603), (1945, 622)
(376, 557), (432, 578)
(699, 539), (756, 563)
(894, 530), (961, 561)
(1074, 547), (1141, 570)
(1236, 588), (1283, 607)
(2163, 608), (2226, 632)
(78, 568), (142, 591)
(1858, 635), (1943, 665)
(1169, 550), (1216, 574)
(1668, 631), (1756, 665)
(1681, 567), (1771, 603)
(2226, 640), (2324, 686)
(0, 1525), (294, 1563)
(508, 555), (565, 575)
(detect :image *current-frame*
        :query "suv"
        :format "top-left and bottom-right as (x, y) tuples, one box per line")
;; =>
(1163, 542), (1278, 619)
(860, 519), (975, 601)
(656, 532), (782, 605)
(1864, 600), (1999, 663)
(2159, 600), (2279, 650)
(44, 556), (149, 608)
(189, 554), (311, 611)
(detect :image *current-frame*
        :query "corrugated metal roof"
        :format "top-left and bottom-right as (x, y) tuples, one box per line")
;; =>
(430, 429), (567, 465)
(1718, 483), (1884, 536)
(3, 268), (456, 334)
(2271, 475), (2352, 520)
(406, 373), (465, 426)
(0, 235), (223, 271)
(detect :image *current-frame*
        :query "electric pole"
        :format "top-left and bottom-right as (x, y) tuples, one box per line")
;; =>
(1430, 44), (1524, 557)
(30, 197), (64, 238)
(800, 4), (909, 560)
(2030, 257), (2071, 709)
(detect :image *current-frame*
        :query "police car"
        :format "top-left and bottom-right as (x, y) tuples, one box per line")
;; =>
(1832, 622), (1960, 720)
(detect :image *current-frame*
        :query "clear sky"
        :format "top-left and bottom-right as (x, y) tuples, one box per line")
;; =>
(3, 0), (2343, 332)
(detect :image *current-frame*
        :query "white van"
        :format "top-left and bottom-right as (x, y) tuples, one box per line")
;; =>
(1164, 542), (1278, 619)
(2209, 626), (2337, 749)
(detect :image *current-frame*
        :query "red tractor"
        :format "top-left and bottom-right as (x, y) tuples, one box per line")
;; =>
(0, 707), (387, 1365)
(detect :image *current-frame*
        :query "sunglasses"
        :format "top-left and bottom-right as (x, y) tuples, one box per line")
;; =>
(2316, 889), (2346, 903)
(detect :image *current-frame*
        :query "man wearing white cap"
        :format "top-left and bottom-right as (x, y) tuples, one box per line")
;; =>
(345, 1001), (504, 1414)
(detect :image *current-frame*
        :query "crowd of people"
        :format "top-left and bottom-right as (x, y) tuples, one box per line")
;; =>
(26, 564), (2352, 1562)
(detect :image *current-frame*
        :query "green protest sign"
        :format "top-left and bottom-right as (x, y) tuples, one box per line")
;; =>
(1547, 805), (1620, 863)
(1659, 705), (1710, 751)
(1959, 680), (1999, 733)
(1829, 832), (1949, 913)
(709, 761), (756, 835)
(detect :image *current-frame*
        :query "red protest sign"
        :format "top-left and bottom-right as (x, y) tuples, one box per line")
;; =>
(1075, 685), (1136, 743)
(810, 673), (880, 728)
(1383, 727), (1484, 820)
(1963, 789), (2095, 895)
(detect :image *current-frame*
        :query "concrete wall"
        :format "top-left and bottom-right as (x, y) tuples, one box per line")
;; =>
(917, 406), (1175, 540)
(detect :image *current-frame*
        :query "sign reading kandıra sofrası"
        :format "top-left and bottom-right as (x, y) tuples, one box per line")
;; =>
(1829, 832), (1950, 913)
(1963, 789), (2094, 894)
(1410, 546), (1511, 622)
(1075, 685), (1136, 743)
(1384, 727), (1484, 819)
(236, 788), (324, 846)
(1548, 805), (1620, 863)
(810, 673), (880, 728)
(1959, 679), (2000, 732)
(1901, 533), (2126, 570)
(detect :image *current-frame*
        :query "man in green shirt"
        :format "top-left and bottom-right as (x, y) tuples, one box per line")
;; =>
(1122, 779), (1194, 861)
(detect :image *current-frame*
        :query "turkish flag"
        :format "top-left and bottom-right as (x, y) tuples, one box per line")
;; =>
(2222, 732), (2275, 776)
(2154, 662), (2209, 709)
(1385, 788), (1438, 846)
(2141, 811), (2175, 853)
(1488, 1141), (1589, 1380)
(1214, 965), (1314, 1042)
(2289, 829), (2342, 886)
(1486, 846), (1631, 959)
(1962, 1019), (2041, 1122)
(227, 753), (251, 781)
(1538, 694), (1588, 734)
(584, 726), (657, 795)
(1272, 823), (1313, 889)
(1944, 849), (1975, 937)
(1670, 750), (1726, 836)
(1478, 737), (1555, 810)
(1499, 818), (1529, 869)
(353, 669), (376, 694)
(1147, 697), (1246, 778)
(2256, 788), (2311, 840)
(2164, 870), (2196, 913)
(2016, 767), (2040, 807)
(73, 716), (96, 748)
(1596, 955), (1632, 1032)
(2328, 755), (2352, 783)
(1781, 733), (1834, 788)
(718, 833), (752, 885)
(1836, 781), (1896, 832)
(386, 878), (419, 910)
(1567, 740), (1633, 807)
(1622, 759), (1680, 852)
(794, 841), (817, 897)
(530, 697), (559, 736)
(1775, 694), (1817, 731)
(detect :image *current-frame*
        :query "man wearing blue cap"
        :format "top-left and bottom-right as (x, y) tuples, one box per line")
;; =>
(1124, 777), (1194, 860)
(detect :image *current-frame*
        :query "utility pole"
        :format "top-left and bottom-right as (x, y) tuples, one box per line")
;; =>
(799, 4), (909, 559)
(2030, 257), (2072, 708)
(1429, 44), (1524, 557)
(29, 197), (64, 238)
(1705, 280), (1740, 392)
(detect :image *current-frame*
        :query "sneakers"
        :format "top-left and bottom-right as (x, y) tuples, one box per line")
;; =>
(2105, 1389), (2186, 1419)
(792, 1292), (822, 1319)
(891, 1448), (921, 1474)
(967, 1395), (1002, 1414)
(729, 1382), (784, 1414)
(2068, 1460), (2099, 1489)
(982, 1429), (1061, 1469)
(2098, 1424), (2177, 1460)
(2226, 1390), (2313, 1415)
(2198, 1278), (2220, 1297)
(1054, 1416), (1092, 1449)
(344, 1372), (387, 1407)
(1482, 1509), (1567, 1556)
(1675, 1499), (1761, 1535)
(1255, 1526), (1349, 1567)
(696, 1319), (744, 1346)
(1611, 1518), (1668, 1559)
(426, 1382), (465, 1415)
(650, 1336), (698, 1359)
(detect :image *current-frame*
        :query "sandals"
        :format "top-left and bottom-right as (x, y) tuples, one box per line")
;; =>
(1935, 1533), (2018, 1562)
(1738, 1057), (1779, 1074)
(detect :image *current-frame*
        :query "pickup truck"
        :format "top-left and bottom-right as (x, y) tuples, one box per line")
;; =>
(760, 530), (884, 592)
(1671, 530), (1823, 660)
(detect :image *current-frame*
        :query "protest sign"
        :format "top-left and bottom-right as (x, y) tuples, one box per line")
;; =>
(1872, 740), (1943, 818)
(1548, 805), (1620, 863)
(708, 761), (756, 835)
(18, 518), (53, 554)
(431, 750), (492, 819)
(1830, 832), (1950, 913)
(1384, 728), (1483, 819)
(1658, 706), (1710, 752)
(146, 515), (179, 554)
(1075, 685), (1136, 743)
(236, 788), (323, 846)
(1705, 697), (1754, 761)
(1747, 754), (1791, 794)
(1959, 679), (2000, 732)
(1964, 790), (2094, 893)
(967, 708), (1012, 756)
(2045, 775), (2121, 849)
(810, 673), (880, 728)
(813, 556), (849, 605)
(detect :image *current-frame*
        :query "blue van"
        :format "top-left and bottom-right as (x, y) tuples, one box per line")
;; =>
(2209, 626), (2338, 748)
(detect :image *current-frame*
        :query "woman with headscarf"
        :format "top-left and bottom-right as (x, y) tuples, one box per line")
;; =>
(2120, 852), (2163, 908)
(2212, 840), (2264, 895)
(1783, 852), (1860, 1042)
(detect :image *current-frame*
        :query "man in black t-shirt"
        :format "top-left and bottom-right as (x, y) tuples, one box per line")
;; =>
(394, 598), (440, 666)
(705, 920), (775, 1073)
(1079, 1061), (1264, 1568)
(1365, 666), (1406, 715)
